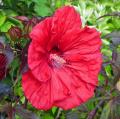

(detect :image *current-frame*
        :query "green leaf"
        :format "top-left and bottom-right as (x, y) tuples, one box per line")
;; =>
(100, 101), (111, 119)
(3, 9), (17, 17)
(34, 4), (52, 16)
(0, 11), (6, 27)
(0, 21), (14, 32)
(55, 0), (66, 8)
(52, 107), (58, 115)
(7, 17), (23, 29)
(43, 113), (54, 119)
(33, 0), (52, 16)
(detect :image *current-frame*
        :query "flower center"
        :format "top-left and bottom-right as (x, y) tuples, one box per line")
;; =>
(49, 53), (66, 68)
(48, 45), (66, 68)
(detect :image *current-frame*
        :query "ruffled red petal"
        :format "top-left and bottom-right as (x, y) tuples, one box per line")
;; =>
(49, 6), (82, 52)
(52, 6), (82, 34)
(61, 26), (101, 52)
(28, 42), (51, 82)
(53, 67), (96, 109)
(54, 83), (95, 110)
(22, 67), (96, 110)
(22, 6), (102, 110)
(29, 17), (52, 45)
(22, 70), (53, 110)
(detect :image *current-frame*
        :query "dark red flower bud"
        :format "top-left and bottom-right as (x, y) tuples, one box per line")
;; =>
(30, 17), (39, 26)
(24, 22), (32, 35)
(15, 16), (29, 23)
(0, 53), (7, 80)
(8, 26), (22, 40)
(24, 17), (43, 35)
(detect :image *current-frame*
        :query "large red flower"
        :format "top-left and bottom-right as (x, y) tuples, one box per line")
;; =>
(22, 6), (102, 110)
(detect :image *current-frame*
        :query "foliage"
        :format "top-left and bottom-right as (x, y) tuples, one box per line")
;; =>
(0, 0), (120, 119)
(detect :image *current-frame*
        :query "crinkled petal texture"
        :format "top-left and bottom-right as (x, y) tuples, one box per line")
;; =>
(22, 6), (102, 110)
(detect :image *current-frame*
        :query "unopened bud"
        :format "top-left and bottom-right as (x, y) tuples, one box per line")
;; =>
(8, 26), (22, 40)
(15, 16), (29, 23)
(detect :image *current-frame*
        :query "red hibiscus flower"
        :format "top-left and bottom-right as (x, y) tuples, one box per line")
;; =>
(22, 6), (102, 110)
